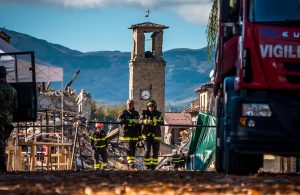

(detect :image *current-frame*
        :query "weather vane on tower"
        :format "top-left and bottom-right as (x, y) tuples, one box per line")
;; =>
(145, 9), (151, 22)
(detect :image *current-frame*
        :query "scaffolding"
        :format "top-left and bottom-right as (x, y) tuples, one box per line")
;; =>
(6, 109), (77, 171)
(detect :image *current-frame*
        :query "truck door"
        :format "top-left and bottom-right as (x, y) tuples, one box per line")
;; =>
(0, 52), (37, 122)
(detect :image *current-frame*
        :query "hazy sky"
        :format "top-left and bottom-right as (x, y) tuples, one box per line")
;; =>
(0, 0), (212, 52)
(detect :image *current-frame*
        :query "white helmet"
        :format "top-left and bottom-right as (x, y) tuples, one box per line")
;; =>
(127, 99), (134, 104)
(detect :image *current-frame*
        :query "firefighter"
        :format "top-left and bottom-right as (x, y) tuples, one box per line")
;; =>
(90, 122), (108, 170)
(178, 152), (186, 171)
(171, 152), (181, 170)
(118, 99), (141, 169)
(140, 100), (164, 170)
(0, 66), (17, 172)
(171, 149), (185, 171)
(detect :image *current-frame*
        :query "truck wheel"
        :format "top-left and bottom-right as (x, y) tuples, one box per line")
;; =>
(224, 143), (263, 175)
(215, 117), (224, 172)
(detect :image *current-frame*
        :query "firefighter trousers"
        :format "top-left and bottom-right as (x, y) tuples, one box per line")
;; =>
(125, 140), (137, 164)
(144, 140), (160, 169)
(94, 148), (108, 169)
(0, 125), (13, 172)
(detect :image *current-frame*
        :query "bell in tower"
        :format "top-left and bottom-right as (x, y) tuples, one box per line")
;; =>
(128, 22), (169, 114)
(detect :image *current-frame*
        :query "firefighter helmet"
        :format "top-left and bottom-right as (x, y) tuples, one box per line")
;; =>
(146, 100), (157, 108)
(95, 122), (104, 128)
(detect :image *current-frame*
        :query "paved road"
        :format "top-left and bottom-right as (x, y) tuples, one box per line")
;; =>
(0, 171), (300, 194)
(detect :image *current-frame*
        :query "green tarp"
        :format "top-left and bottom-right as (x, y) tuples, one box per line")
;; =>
(187, 112), (216, 170)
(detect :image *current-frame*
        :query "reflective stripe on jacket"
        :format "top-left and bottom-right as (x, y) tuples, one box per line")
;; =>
(140, 109), (164, 141)
(90, 130), (108, 149)
(118, 109), (141, 141)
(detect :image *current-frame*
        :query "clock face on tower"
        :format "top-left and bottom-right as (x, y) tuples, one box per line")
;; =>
(140, 89), (151, 100)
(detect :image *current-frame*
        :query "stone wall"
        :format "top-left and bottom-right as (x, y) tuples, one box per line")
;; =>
(129, 59), (165, 114)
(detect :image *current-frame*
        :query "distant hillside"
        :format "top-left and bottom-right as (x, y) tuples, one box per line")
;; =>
(4, 29), (213, 108)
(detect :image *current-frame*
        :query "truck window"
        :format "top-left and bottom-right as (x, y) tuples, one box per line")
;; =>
(249, 0), (300, 23)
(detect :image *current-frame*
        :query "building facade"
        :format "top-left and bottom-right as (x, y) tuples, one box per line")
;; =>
(128, 22), (168, 113)
(163, 112), (192, 146)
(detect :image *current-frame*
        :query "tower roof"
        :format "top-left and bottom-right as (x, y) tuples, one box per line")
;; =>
(128, 22), (169, 32)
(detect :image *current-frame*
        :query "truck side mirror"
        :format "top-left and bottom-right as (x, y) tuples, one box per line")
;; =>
(220, 0), (230, 23)
(221, 0), (240, 23)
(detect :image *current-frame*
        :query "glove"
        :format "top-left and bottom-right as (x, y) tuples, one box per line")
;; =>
(147, 120), (153, 125)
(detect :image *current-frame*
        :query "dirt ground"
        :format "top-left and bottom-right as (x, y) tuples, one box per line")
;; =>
(0, 171), (300, 195)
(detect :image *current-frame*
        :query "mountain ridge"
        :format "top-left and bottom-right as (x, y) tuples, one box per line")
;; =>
(3, 28), (213, 108)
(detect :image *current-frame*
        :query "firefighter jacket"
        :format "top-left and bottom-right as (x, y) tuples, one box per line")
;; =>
(118, 108), (141, 141)
(140, 109), (164, 141)
(0, 81), (17, 125)
(90, 130), (108, 149)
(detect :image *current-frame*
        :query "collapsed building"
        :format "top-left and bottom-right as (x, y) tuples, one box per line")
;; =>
(0, 32), (92, 171)
(0, 30), (192, 172)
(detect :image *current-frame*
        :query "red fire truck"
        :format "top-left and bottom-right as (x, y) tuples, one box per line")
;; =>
(214, 0), (300, 174)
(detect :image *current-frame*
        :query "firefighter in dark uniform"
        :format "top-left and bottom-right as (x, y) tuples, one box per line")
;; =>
(90, 122), (108, 170)
(171, 152), (181, 170)
(118, 99), (141, 169)
(179, 152), (186, 171)
(140, 100), (164, 170)
(0, 66), (17, 172)
(172, 150), (186, 171)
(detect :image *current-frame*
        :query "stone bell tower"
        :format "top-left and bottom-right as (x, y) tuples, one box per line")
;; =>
(128, 22), (169, 114)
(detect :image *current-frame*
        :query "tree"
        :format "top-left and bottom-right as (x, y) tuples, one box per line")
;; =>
(91, 103), (125, 122)
(206, 0), (219, 60)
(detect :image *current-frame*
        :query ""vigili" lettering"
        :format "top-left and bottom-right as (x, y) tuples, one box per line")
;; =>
(260, 45), (300, 58)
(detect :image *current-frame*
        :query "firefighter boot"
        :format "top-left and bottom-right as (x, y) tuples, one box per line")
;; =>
(101, 162), (108, 170)
(94, 163), (100, 170)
